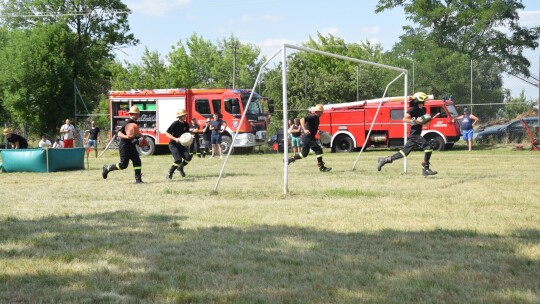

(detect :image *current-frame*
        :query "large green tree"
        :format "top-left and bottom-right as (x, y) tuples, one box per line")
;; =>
(110, 33), (264, 90)
(0, 24), (73, 131)
(376, 0), (540, 77)
(376, 0), (540, 118)
(0, 0), (137, 132)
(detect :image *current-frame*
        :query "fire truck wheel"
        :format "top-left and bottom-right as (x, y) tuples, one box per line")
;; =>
(221, 135), (233, 154)
(136, 136), (155, 156)
(426, 135), (445, 151)
(333, 135), (354, 153)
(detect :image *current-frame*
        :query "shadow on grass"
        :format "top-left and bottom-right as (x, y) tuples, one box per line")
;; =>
(0, 212), (538, 303)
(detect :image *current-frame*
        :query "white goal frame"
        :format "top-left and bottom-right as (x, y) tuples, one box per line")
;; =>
(214, 44), (409, 194)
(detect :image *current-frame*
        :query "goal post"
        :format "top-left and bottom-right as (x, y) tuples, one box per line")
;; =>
(281, 44), (408, 194)
(213, 44), (409, 194)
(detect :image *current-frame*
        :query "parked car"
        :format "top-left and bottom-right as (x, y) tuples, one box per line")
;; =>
(267, 129), (289, 152)
(476, 117), (539, 144)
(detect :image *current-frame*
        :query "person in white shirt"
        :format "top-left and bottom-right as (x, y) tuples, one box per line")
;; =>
(60, 118), (77, 148)
(52, 138), (63, 148)
(38, 135), (52, 148)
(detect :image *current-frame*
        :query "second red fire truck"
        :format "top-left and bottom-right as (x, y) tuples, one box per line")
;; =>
(318, 95), (461, 152)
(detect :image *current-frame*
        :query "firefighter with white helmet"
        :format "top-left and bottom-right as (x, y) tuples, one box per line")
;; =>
(287, 103), (332, 172)
(377, 92), (437, 176)
(102, 105), (145, 183)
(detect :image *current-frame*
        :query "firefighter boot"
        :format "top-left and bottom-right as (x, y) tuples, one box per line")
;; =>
(177, 163), (186, 177)
(421, 162), (437, 177)
(318, 162), (332, 172)
(134, 172), (144, 184)
(102, 165), (109, 179)
(102, 164), (117, 179)
(166, 166), (176, 180)
(287, 154), (301, 165)
(377, 157), (391, 172)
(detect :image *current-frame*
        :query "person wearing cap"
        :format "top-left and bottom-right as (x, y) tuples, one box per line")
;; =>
(165, 108), (192, 179)
(209, 113), (226, 159)
(377, 92), (437, 176)
(189, 117), (202, 158)
(201, 117), (212, 157)
(102, 105), (145, 183)
(3, 128), (28, 149)
(287, 104), (332, 172)
(452, 108), (479, 151)
(59, 118), (77, 148)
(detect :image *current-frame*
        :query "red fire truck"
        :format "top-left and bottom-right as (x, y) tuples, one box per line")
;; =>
(108, 88), (270, 155)
(318, 95), (461, 152)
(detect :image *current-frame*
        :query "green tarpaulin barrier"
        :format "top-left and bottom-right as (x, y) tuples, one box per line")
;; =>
(0, 148), (85, 173)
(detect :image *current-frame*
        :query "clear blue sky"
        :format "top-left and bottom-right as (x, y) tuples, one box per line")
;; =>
(118, 0), (540, 100)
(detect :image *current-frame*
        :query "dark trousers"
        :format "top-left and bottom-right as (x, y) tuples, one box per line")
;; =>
(190, 135), (201, 155)
(169, 141), (192, 164)
(391, 134), (433, 163)
(117, 141), (141, 169)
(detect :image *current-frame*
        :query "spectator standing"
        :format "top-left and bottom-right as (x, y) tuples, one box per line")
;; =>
(3, 128), (28, 149)
(102, 106), (145, 184)
(60, 119), (77, 148)
(202, 117), (212, 158)
(189, 117), (202, 158)
(165, 109), (192, 179)
(210, 113), (226, 159)
(287, 104), (332, 172)
(377, 92), (437, 176)
(452, 108), (479, 151)
(85, 121), (101, 158)
(289, 118), (302, 156)
(38, 135), (52, 148)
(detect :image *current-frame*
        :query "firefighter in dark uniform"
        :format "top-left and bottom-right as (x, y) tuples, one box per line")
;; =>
(287, 104), (332, 172)
(102, 105), (145, 183)
(189, 117), (202, 158)
(377, 92), (437, 176)
(166, 109), (192, 179)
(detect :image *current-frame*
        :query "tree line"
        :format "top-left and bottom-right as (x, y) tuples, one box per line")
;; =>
(1, 0), (538, 137)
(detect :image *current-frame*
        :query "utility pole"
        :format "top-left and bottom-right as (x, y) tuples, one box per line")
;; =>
(304, 69), (307, 102)
(412, 61), (415, 93)
(470, 59), (473, 113)
(356, 65), (359, 100)
(232, 43), (237, 89)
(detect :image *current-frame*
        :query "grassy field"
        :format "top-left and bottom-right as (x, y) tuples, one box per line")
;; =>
(0, 144), (539, 303)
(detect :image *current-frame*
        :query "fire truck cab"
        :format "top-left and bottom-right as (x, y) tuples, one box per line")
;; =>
(109, 88), (269, 155)
(318, 96), (461, 152)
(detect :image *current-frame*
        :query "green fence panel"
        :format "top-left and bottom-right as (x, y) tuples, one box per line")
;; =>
(0, 148), (85, 173)
(48, 148), (85, 171)
(0, 149), (47, 172)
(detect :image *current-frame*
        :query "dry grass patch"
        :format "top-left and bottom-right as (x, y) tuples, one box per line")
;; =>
(0, 146), (538, 303)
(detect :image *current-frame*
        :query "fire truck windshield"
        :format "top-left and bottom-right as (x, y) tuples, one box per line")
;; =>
(446, 104), (459, 118)
(241, 95), (263, 116)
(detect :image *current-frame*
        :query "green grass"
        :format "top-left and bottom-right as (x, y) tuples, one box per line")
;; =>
(0, 144), (538, 303)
